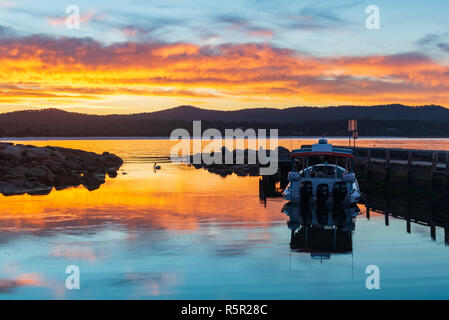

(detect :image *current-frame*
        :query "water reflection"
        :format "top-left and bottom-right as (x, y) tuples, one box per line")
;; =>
(2, 138), (449, 299)
(282, 202), (360, 260)
(362, 181), (449, 245)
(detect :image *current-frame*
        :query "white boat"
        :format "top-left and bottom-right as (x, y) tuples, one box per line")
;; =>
(282, 138), (361, 205)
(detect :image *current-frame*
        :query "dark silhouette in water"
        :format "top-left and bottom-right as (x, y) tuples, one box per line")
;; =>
(282, 202), (360, 259)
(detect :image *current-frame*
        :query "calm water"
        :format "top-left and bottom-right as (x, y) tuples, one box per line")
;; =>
(1, 138), (449, 299)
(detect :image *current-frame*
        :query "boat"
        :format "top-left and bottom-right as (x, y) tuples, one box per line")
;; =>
(153, 163), (161, 170)
(282, 138), (361, 205)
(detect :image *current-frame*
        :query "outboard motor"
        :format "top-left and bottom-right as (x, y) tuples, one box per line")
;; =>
(333, 182), (347, 203)
(316, 184), (329, 203)
(300, 181), (312, 203)
(317, 204), (329, 225)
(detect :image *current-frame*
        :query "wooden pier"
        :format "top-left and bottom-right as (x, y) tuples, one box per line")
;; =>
(258, 144), (449, 244)
(259, 145), (449, 201)
(300, 145), (449, 184)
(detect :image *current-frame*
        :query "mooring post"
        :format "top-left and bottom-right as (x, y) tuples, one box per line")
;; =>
(430, 220), (436, 240)
(365, 149), (371, 175)
(385, 150), (390, 180)
(384, 197), (389, 226)
(385, 150), (390, 168)
(407, 151), (413, 179)
(406, 207), (411, 233)
(445, 151), (449, 184)
(445, 226), (449, 246)
(259, 178), (265, 200)
(431, 152), (438, 181)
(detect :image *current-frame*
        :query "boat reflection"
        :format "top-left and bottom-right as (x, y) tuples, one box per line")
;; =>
(282, 202), (360, 260)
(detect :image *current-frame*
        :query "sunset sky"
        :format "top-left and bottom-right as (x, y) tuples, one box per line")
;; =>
(0, 0), (448, 114)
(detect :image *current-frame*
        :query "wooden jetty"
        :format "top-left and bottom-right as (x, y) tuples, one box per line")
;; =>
(259, 145), (449, 201)
(293, 145), (449, 184)
(258, 144), (449, 245)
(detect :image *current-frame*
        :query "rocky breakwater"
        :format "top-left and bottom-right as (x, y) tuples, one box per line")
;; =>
(0, 142), (123, 196)
(189, 146), (290, 177)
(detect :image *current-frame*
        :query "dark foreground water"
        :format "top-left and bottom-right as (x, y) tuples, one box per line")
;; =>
(0, 138), (449, 299)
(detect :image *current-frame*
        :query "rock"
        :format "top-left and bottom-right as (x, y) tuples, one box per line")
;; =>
(27, 167), (48, 177)
(66, 159), (82, 171)
(82, 172), (105, 191)
(27, 187), (52, 196)
(23, 148), (52, 161)
(54, 174), (81, 190)
(0, 145), (25, 160)
(37, 172), (55, 187)
(0, 142), (13, 150)
(0, 143), (123, 196)
(189, 147), (283, 177)
(45, 160), (67, 175)
(107, 169), (118, 178)
(100, 153), (123, 167)
(0, 182), (26, 196)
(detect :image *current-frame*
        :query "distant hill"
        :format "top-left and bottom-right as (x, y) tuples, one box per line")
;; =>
(148, 104), (449, 122)
(1, 104), (449, 137)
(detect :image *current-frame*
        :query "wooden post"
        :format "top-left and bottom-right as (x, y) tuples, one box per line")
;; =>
(259, 178), (265, 200)
(385, 150), (390, 180)
(445, 151), (449, 183)
(407, 151), (413, 179)
(430, 220), (436, 240)
(406, 207), (411, 233)
(445, 226), (449, 246)
(365, 149), (371, 174)
(385, 150), (390, 169)
(431, 152), (438, 180)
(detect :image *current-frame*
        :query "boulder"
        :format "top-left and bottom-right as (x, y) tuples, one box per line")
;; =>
(82, 172), (105, 191)
(0, 145), (25, 160)
(0, 143), (123, 196)
(66, 159), (82, 171)
(23, 147), (52, 161)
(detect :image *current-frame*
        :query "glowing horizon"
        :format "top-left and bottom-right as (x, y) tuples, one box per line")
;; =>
(1, 0), (449, 114)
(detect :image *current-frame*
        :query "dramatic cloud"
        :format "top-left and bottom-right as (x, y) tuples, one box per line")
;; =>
(0, 34), (448, 111)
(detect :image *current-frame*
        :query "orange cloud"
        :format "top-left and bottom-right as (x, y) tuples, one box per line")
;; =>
(0, 35), (448, 112)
